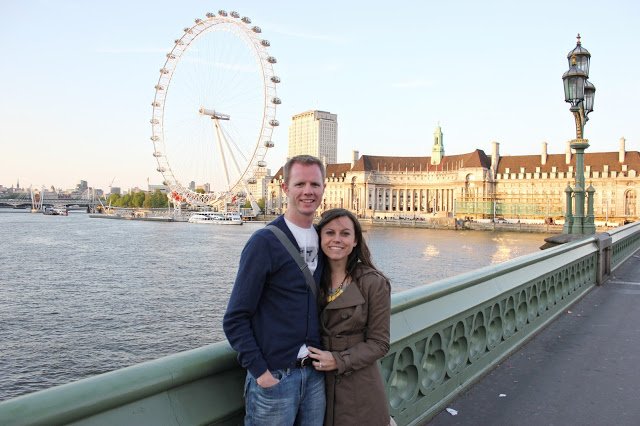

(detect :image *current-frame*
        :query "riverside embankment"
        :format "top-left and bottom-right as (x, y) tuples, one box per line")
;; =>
(349, 216), (629, 234)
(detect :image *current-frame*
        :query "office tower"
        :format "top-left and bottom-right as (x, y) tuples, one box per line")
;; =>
(288, 110), (338, 164)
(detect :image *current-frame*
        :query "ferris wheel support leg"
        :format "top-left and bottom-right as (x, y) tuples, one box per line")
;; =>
(222, 134), (246, 181)
(213, 119), (232, 190)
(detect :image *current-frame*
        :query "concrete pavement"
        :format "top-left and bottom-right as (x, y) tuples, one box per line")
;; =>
(427, 248), (640, 426)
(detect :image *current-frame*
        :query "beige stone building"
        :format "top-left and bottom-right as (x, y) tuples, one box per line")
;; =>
(288, 110), (338, 165)
(267, 127), (639, 224)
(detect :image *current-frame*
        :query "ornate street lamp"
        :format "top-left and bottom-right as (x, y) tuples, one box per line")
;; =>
(561, 34), (596, 235)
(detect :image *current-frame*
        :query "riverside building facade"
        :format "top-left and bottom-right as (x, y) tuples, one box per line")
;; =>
(267, 126), (639, 225)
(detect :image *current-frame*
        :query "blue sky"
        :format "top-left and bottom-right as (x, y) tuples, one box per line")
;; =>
(1, 0), (638, 191)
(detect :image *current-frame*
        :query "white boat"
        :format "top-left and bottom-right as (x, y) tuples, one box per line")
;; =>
(43, 206), (69, 216)
(188, 211), (243, 225)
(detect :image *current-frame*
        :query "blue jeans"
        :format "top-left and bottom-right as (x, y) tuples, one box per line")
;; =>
(244, 367), (325, 426)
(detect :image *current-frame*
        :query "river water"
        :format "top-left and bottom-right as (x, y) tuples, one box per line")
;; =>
(0, 210), (551, 401)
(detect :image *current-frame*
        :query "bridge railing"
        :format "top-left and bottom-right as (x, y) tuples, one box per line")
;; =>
(2, 225), (640, 426)
(608, 221), (640, 270)
(385, 236), (600, 424)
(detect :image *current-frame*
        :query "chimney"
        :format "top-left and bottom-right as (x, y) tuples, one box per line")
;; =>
(491, 141), (500, 174)
(619, 137), (626, 163)
(352, 150), (360, 167)
(541, 141), (548, 165)
(565, 140), (572, 164)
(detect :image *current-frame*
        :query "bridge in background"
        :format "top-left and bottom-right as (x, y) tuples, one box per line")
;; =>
(1, 222), (639, 425)
(0, 188), (98, 211)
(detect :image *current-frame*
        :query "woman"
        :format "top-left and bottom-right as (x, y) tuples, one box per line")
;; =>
(308, 208), (392, 426)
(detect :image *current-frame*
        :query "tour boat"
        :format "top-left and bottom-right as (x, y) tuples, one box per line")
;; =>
(188, 211), (243, 225)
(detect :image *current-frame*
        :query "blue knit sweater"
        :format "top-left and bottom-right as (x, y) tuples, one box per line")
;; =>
(223, 215), (323, 378)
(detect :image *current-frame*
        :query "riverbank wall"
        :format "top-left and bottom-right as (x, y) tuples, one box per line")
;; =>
(361, 218), (564, 233)
(251, 214), (624, 234)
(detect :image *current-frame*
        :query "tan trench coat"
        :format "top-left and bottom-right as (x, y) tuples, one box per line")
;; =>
(321, 264), (391, 426)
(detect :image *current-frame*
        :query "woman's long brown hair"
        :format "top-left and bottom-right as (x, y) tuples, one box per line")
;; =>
(317, 208), (381, 303)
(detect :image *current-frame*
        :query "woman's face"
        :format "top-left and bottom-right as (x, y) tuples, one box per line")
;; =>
(320, 216), (358, 262)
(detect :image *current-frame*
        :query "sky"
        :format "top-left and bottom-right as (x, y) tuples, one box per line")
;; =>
(1, 0), (639, 192)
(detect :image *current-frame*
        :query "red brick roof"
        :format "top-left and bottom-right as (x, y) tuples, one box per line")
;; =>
(268, 150), (640, 182)
(351, 151), (491, 172)
(495, 151), (640, 174)
(326, 163), (351, 176)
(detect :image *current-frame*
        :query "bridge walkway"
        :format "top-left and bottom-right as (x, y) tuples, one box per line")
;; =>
(426, 247), (640, 426)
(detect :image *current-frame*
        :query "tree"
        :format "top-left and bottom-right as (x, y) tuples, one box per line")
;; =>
(108, 193), (121, 206)
(143, 193), (153, 208)
(132, 191), (146, 208)
(118, 193), (132, 207)
(150, 190), (168, 208)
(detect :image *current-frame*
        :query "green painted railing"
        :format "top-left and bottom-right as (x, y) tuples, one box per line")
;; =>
(609, 221), (640, 270)
(2, 224), (640, 426)
(384, 237), (599, 425)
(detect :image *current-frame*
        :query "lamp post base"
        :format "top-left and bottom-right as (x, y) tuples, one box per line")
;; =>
(540, 233), (590, 250)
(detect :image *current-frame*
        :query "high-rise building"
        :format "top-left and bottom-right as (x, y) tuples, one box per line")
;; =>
(288, 110), (338, 164)
(76, 180), (88, 192)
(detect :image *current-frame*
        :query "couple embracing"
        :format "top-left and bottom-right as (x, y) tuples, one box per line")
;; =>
(223, 155), (393, 426)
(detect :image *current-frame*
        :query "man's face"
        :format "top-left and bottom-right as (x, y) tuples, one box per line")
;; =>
(282, 163), (325, 220)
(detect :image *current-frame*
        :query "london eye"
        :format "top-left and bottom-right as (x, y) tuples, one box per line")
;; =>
(150, 10), (280, 211)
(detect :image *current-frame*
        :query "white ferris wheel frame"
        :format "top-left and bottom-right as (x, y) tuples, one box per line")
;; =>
(150, 10), (280, 207)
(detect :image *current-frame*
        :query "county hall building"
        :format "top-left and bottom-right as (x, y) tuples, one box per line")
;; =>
(266, 125), (639, 225)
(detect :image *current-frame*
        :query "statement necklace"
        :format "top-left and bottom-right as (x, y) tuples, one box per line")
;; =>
(327, 275), (349, 303)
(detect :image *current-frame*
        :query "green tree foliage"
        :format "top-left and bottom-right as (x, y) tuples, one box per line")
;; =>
(149, 190), (168, 208)
(108, 193), (121, 206)
(106, 190), (168, 208)
(132, 191), (146, 208)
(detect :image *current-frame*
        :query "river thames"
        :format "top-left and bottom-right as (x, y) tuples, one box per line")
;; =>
(0, 210), (552, 401)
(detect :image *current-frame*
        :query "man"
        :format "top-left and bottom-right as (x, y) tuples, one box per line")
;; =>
(223, 155), (326, 425)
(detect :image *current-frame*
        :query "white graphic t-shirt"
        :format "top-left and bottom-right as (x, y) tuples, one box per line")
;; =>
(284, 218), (318, 274)
(284, 218), (319, 359)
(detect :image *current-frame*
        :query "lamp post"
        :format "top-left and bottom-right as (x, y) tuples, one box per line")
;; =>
(561, 34), (596, 235)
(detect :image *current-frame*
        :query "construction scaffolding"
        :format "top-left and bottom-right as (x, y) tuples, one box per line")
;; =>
(455, 196), (564, 220)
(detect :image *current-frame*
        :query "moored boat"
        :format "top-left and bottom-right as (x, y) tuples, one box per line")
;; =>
(188, 211), (243, 225)
(42, 206), (69, 216)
